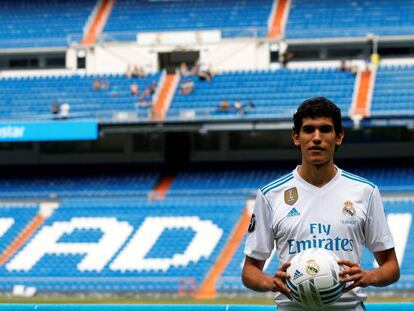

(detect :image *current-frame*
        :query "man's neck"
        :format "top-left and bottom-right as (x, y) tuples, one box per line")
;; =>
(297, 161), (338, 188)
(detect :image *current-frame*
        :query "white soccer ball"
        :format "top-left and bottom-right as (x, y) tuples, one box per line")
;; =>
(286, 248), (345, 309)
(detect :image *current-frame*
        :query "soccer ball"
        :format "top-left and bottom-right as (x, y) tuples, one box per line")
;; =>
(286, 248), (345, 309)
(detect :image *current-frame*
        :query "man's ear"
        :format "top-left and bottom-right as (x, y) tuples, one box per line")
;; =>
(335, 130), (345, 146)
(292, 131), (300, 146)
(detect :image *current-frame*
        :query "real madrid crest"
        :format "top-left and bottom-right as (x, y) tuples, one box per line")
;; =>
(342, 200), (356, 217)
(305, 259), (320, 276)
(284, 187), (298, 206)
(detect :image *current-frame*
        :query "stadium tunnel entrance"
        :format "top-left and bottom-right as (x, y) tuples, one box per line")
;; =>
(158, 51), (199, 74)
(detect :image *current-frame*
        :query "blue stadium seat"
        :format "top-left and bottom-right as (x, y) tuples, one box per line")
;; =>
(102, 0), (273, 40)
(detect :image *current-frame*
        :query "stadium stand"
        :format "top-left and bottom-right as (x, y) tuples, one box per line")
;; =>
(285, 0), (414, 39)
(102, 0), (274, 41)
(0, 0), (96, 48)
(0, 171), (160, 199)
(0, 0), (413, 301)
(0, 164), (412, 199)
(370, 65), (414, 118)
(169, 67), (356, 121)
(0, 197), (245, 292)
(0, 204), (39, 258)
(0, 73), (161, 121)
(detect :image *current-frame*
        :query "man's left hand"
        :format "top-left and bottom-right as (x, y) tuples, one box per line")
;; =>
(338, 259), (374, 292)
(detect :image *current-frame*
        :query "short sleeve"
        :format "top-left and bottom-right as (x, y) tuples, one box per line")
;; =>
(364, 187), (395, 252)
(244, 190), (275, 260)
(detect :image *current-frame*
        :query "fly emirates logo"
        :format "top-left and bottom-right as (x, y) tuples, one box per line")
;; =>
(288, 223), (354, 254)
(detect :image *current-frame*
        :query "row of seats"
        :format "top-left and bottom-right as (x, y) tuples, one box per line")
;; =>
(0, 65), (413, 121)
(0, 72), (160, 120)
(285, 0), (414, 39)
(0, 164), (413, 199)
(103, 0), (272, 39)
(0, 197), (413, 292)
(3, 0), (414, 48)
(0, 198), (245, 291)
(169, 68), (355, 119)
(0, 0), (95, 48)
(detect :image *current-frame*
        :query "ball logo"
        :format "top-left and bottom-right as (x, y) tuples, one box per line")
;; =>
(342, 200), (356, 217)
(305, 259), (320, 276)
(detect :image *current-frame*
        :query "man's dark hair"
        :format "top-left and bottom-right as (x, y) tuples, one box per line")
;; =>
(293, 97), (343, 134)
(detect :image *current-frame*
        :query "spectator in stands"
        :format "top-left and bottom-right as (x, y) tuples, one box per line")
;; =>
(242, 96), (400, 309)
(135, 87), (153, 108)
(51, 101), (60, 116)
(101, 78), (110, 90)
(217, 99), (230, 112)
(340, 59), (358, 75)
(110, 84), (119, 97)
(247, 100), (255, 109)
(280, 50), (294, 68)
(234, 100), (244, 115)
(59, 101), (70, 119)
(192, 60), (212, 82)
(179, 62), (190, 77)
(125, 65), (145, 79)
(92, 78), (101, 91)
(179, 76), (194, 95)
(130, 82), (139, 96)
(148, 80), (158, 95)
(132, 65), (146, 78)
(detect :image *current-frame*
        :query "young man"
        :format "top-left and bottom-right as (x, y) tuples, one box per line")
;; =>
(242, 97), (399, 310)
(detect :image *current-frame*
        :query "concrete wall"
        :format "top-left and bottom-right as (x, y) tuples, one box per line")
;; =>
(81, 38), (270, 74)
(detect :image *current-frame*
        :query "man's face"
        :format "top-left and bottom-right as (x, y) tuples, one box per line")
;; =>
(292, 117), (344, 166)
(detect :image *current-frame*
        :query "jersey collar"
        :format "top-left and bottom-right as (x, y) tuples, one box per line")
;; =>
(293, 165), (342, 194)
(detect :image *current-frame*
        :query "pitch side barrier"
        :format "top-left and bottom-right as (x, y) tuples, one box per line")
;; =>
(0, 304), (413, 310)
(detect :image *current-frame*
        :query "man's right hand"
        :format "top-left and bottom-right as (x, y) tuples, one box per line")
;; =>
(268, 262), (292, 299)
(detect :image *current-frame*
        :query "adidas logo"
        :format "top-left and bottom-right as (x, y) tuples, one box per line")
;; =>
(293, 269), (303, 280)
(287, 208), (300, 217)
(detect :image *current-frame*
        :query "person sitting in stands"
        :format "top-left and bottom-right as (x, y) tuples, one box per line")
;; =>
(130, 82), (139, 96)
(280, 50), (294, 68)
(92, 78), (101, 91)
(51, 101), (60, 116)
(135, 88), (153, 108)
(59, 101), (70, 119)
(131, 65), (146, 78)
(149, 80), (157, 95)
(179, 76), (194, 95)
(101, 78), (110, 90)
(340, 58), (358, 75)
(217, 99), (230, 112)
(110, 84), (119, 97)
(247, 100), (255, 109)
(192, 60), (212, 82)
(234, 100), (244, 115)
(179, 62), (190, 77)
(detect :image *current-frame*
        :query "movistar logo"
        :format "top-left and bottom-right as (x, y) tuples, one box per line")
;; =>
(287, 208), (300, 217)
(293, 269), (303, 280)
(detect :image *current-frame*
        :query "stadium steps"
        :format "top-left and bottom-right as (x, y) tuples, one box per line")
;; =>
(82, 0), (114, 45)
(0, 213), (45, 266)
(267, 0), (291, 38)
(196, 207), (251, 298)
(352, 68), (375, 117)
(152, 73), (179, 121)
(151, 175), (175, 200)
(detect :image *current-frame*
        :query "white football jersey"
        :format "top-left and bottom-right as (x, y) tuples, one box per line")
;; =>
(244, 166), (395, 311)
